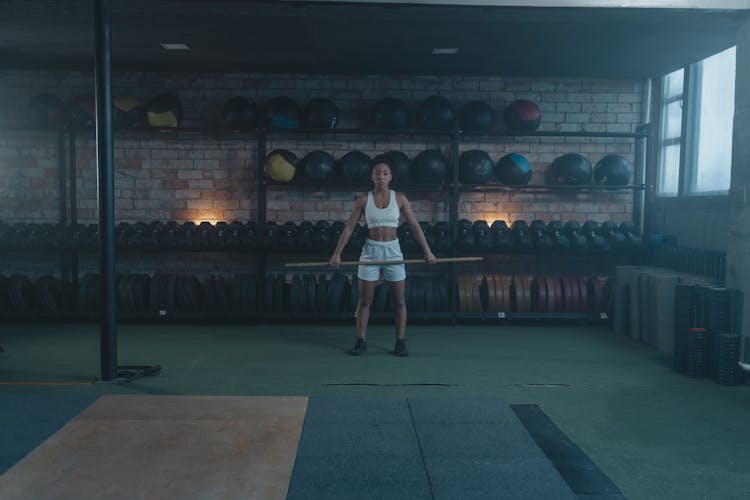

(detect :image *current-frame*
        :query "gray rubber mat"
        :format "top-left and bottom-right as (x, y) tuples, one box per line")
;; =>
(287, 397), (576, 500)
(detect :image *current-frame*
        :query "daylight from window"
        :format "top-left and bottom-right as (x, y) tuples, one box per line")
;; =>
(692, 46), (735, 194)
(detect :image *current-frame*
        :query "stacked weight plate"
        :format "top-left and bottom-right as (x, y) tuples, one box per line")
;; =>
(717, 334), (740, 386)
(673, 283), (697, 374)
(706, 287), (732, 381)
(686, 327), (709, 378)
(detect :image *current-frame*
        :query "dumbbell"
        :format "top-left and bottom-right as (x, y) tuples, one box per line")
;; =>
(619, 221), (643, 249)
(159, 221), (178, 249)
(456, 219), (475, 252)
(490, 220), (512, 253)
(296, 221), (314, 252)
(546, 221), (570, 251)
(432, 222), (452, 253)
(582, 221), (609, 252)
(563, 221), (587, 252)
(178, 221), (197, 250)
(599, 220), (626, 250)
(312, 220), (332, 251)
(278, 222), (298, 252)
(511, 220), (534, 253)
(226, 221), (245, 250)
(243, 221), (259, 250)
(264, 221), (280, 251)
(529, 220), (553, 252)
(472, 220), (492, 252)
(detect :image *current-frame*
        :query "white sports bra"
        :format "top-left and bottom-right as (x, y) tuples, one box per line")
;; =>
(365, 190), (399, 228)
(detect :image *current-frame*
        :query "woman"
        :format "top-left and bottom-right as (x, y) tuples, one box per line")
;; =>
(329, 154), (437, 356)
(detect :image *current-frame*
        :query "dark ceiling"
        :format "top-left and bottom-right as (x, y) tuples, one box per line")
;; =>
(0, 1), (745, 78)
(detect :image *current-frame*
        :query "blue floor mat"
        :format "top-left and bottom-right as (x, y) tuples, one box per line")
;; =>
(0, 394), (99, 475)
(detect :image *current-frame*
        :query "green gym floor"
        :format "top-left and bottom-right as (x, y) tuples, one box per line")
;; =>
(1, 322), (749, 499)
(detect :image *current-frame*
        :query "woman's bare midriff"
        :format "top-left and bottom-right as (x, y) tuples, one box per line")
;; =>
(367, 226), (397, 242)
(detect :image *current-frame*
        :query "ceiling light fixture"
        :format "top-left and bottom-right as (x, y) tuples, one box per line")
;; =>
(161, 43), (190, 50)
(432, 48), (459, 55)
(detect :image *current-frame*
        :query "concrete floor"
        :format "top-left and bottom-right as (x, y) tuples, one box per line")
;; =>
(1, 322), (749, 499)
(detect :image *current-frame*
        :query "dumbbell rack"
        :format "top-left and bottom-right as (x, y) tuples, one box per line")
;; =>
(0, 123), (651, 324)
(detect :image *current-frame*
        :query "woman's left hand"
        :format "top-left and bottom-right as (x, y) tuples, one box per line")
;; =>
(424, 250), (438, 264)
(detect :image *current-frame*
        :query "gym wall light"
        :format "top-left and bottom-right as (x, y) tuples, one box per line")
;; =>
(160, 43), (190, 50)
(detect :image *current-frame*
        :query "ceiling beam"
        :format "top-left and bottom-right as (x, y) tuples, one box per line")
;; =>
(292, 0), (750, 9)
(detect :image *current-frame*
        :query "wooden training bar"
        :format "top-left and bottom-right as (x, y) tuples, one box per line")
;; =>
(285, 256), (483, 268)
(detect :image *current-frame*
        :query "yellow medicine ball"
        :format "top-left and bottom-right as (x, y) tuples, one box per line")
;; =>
(264, 149), (297, 182)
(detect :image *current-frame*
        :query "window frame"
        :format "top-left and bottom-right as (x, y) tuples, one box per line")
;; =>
(656, 46), (735, 198)
(656, 68), (684, 197)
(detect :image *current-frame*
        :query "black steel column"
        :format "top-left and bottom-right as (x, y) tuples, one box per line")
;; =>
(450, 127), (460, 324)
(642, 125), (653, 243)
(57, 131), (69, 298)
(257, 128), (267, 318)
(95, 0), (117, 381)
(633, 129), (643, 231)
(69, 132), (79, 303)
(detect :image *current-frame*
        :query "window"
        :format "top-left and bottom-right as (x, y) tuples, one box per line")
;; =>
(656, 46), (736, 196)
(656, 68), (683, 196)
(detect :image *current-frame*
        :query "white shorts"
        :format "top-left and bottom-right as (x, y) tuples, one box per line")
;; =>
(358, 239), (406, 282)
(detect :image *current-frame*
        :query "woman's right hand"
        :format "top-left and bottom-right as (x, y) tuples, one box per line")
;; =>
(329, 254), (341, 268)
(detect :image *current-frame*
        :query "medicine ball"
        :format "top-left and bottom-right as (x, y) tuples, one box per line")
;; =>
(302, 151), (335, 182)
(548, 153), (592, 185)
(29, 94), (65, 129)
(372, 98), (410, 130)
(113, 96), (146, 129)
(460, 101), (495, 131)
(266, 96), (301, 129)
(147, 93), (183, 128)
(594, 154), (632, 186)
(412, 149), (448, 183)
(264, 149), (297, 183)
(459, 150), (494, 184)
(338, 151), (371, 182)
(504, 99), (541, 131)
(66, 95), (96, 129)
(417, 95), (455, 131)
(495, 153), (532, 186)
(382, 151), (411, 182)
(221, 96), (257, 129)
(304, 98), (339, 129)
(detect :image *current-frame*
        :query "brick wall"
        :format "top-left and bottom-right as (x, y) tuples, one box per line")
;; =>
(0, 71), (643, 226)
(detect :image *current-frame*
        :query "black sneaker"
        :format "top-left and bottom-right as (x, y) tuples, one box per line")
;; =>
(350, 337), (367, 355)
(394, 339), (408, 357)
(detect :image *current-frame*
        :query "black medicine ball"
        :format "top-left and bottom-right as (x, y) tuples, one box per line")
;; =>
(113, 96), (146, 129)
(338, 151), (371, 182)
(222, 96), (257, 129)
(412, 149), (448, 183)
(548, 153), (592, 185)
(66, 95), (96, 129)
(304, 98), (339, 129)
(29, 94), (65, 129)
(417, 95), (455, 131)
(504, 99), (542, 131)
(459, 101), (495, 131)
(147, 93), (183, 128)
(459, 150), (494, 184)
(594, 155), (632, 186)
(302, 151), (336, 182)
(495, 153), (532, 186)
(266, 96), (301, 129)
(373, 98), (410, 130)
(382, 151), (411, 182)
